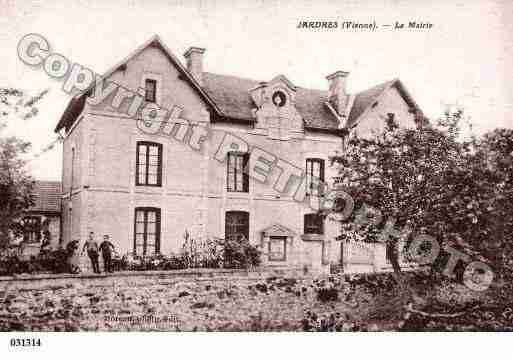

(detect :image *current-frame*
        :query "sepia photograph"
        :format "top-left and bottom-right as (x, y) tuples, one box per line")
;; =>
(1, 0), (512, 356)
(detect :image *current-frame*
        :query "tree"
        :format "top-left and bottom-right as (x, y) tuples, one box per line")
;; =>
(331, 110), (511, 304)
(475, 128), (513, 283)
(0, 87), (48, 249)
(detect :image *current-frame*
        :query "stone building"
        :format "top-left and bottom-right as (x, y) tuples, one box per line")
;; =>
(55, 35), (421, 273)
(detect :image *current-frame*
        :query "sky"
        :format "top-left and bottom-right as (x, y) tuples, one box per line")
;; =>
(1, 0), (512, 181)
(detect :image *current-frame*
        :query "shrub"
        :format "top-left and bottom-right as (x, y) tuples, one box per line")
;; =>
(218, 235), (261, 269)
(180, 231), (223, 269)
(316, 287), (339, 302)
(0, 247), (73, 276)
(37, 248), (70, 273)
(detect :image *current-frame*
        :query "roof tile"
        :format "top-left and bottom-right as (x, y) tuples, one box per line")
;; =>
(202, 72), (394, 130)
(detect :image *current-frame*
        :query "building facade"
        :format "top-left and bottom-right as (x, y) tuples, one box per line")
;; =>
(19, 181), (61, 257)
(56, 35), (421, 273)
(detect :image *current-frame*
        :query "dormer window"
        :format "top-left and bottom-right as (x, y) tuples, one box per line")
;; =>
(272, 91), (287, 107)
(145, 79), (157, 103)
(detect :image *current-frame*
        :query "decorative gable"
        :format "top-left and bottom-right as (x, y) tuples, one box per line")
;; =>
(250, 75), (303, 140)
(260, 223), (297, 237)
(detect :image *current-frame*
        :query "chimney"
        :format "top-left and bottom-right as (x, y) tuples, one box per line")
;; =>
(326, 71), (350, 117)
(183, 47), (205, 85)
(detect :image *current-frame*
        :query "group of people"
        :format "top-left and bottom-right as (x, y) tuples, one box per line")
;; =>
(82, 232), (116, 274)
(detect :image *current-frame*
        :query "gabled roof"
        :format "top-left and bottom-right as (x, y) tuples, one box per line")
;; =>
(347, 78), (419, 128)
(260, 223), (297, 237)
(29, 181), (61, 213)
(55, 35), (222, 132)
(202, 72), (339, 130)
(55, 35), (420, 134)
(347, 80), (395, 127)
(202, 74), (420, 131)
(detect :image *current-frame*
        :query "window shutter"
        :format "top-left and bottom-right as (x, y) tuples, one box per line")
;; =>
(243, 153), (249, 192)
(155, 209), (161, 254)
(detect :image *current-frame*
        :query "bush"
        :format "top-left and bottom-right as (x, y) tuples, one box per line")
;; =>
(108, 231), (261, 272)
(316, 287), (339, 302)
(218, 235), (261, 269)
(180, 231), (223, 269)
(0, 230), (262, 275)
(0, 247), (72, 276)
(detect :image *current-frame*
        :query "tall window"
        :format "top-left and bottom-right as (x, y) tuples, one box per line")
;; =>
(227, 152), (249, 192)
(304, 213), (324, 235)
(70, 148), (75, 193)
(23, 216), (42, 243)
(305, 158), (325, 196)
(134, 207), (161, 256)
(386, 112), (398, 130)
(136, 141), (162, 186)
(225, 211), (249, 241)
(145, 79), (157, 103)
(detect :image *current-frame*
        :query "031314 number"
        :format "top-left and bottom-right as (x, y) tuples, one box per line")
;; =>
(10, 338), (41, 347)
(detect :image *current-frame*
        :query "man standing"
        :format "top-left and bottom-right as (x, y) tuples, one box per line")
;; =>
(82, 232), (100, 274)
(99, 235), (116, 273)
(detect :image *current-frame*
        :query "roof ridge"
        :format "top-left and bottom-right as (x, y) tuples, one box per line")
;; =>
(203, 71), (328, 93)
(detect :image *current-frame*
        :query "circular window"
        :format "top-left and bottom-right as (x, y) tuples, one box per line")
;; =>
(272, 91), (287, 107)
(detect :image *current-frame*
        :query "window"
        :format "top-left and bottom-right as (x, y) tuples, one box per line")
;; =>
(136, 141), (162, 186)
(145, 79), (157, 103)
(269, 236), (287, 261)
(272, 91), (287, 107)
(304, 213), (324, 235)
(134, 207), (161, 256)
(305, 158), (325, 195)
(227, 152), (249, 192)
(386, 112), (398, 130)
(225, 211), (249, 241)
(23, 216), (42, 243)
(70, 148), (75, 193)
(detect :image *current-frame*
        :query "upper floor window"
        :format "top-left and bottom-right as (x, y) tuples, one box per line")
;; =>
(386, 112), (398, 130)
(305, 158), (325, 196)
(145, 79), (157, 103)
(227, 152), (249, 192)
(136, 141), (162, 186)
(134, 207), (161, 256)
(304, 213), (324, 235)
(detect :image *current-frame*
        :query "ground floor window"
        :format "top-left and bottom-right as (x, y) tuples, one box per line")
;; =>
(134, 207), (161, 255)
(23, 216), (41, 243)
(225, 211), (249, 241)
(268, 236), (287, 261)
(304, 213), (324, 234)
